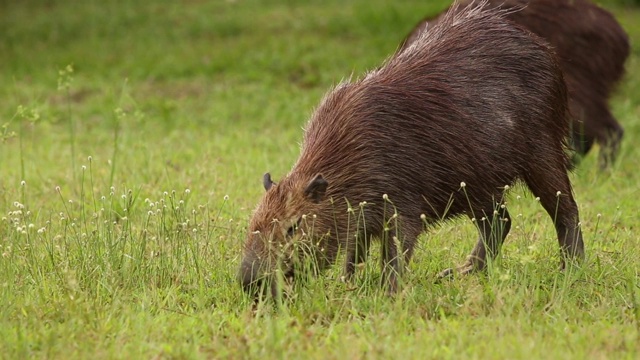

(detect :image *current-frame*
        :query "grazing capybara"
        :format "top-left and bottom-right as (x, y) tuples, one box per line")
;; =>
(239, 3), (584, 297)
(400, 0), (630, 168)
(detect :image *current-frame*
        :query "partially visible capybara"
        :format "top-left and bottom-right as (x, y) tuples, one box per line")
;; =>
(239, 3), (584, 297)
(400, 0), (630, 168)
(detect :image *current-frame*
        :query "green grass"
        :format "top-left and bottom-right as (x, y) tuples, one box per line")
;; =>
(1, 0), (640, 358)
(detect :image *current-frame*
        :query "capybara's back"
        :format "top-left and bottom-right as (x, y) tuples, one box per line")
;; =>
(239, 4), (584, 297)
(400, 0), (630, 168)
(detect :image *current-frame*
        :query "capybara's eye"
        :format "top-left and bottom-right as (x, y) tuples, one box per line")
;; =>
(286, 225), (296, 237)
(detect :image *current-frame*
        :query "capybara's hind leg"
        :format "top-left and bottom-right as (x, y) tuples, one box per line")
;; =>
(571, 128), (595, 157)
(598, 122), (624, 169)
(524, 160), (584, 267)
(438, 205), (511, 279)
(570, 130), (594, 166)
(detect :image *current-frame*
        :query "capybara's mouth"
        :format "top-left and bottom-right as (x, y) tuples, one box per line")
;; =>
(283, 268), (294, 282)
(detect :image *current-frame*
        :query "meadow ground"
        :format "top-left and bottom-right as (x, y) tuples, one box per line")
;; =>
(1, 0), (639, 358)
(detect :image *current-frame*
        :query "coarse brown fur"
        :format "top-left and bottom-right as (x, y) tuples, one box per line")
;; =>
(239, 3), (585, 297)
(400, 0), (630, 168)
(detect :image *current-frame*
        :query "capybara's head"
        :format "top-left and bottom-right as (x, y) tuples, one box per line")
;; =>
(238, 172), (330, 297)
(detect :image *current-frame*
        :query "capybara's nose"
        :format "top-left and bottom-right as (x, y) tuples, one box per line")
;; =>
(238, 255), (262, 296)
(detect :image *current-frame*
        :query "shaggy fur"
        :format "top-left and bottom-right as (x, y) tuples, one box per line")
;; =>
(239, 2), (585, 297)
(400, 0), (630, 168)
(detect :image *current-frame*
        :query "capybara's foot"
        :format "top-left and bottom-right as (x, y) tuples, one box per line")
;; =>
(559, 254), (585, 272)
(435, 258), (482, 282)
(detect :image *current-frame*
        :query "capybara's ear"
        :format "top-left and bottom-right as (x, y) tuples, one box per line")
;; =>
(304, 174), (328, 203)
(263, 172), (275, 191)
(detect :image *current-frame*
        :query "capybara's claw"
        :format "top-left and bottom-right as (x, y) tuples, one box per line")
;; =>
(435, 268), (455, 282)
(436, 259), (482, 283)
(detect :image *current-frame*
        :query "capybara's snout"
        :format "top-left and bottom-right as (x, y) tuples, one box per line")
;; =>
(238, 253), (264, 297)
